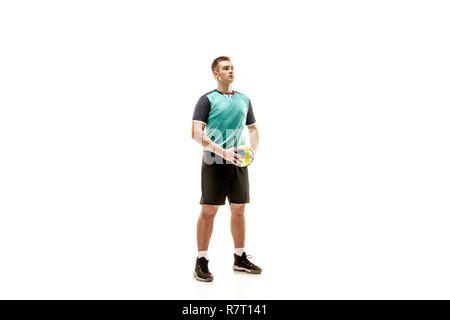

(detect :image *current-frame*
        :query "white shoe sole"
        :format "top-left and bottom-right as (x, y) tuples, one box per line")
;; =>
(193, 272), (213, 282)
(233, 265), (262, 274)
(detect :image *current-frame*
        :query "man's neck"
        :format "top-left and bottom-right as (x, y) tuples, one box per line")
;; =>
(216, 83), (233, 94)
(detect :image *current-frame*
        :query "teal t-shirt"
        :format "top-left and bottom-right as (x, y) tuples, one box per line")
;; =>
(192, 89), (256, 149)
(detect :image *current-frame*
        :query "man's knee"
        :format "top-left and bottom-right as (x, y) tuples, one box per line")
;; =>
(230, 203), (245, 217)
(202, 205), (219, 219)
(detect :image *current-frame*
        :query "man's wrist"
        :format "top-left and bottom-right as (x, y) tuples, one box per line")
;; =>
(214, 146), (225, 158)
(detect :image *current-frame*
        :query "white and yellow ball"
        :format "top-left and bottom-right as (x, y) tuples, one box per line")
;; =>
(236, 145), (253, 167)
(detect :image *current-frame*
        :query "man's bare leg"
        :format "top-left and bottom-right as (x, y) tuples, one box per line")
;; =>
(197, 205), (219, 251)
(229, 203), (262, 273)
(230, 203), (246, 249)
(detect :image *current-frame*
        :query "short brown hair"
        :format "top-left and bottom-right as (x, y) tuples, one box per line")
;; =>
(211, 56), (231, 73)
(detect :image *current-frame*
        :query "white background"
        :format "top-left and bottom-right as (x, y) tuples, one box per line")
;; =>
(1, 0), (449, 299)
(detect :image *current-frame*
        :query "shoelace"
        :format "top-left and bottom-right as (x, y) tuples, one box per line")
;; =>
(241, 254), (257, 268)
(198, 259), (210, 273)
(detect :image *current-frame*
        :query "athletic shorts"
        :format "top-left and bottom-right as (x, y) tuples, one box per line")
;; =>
(200, 152), (250, 205)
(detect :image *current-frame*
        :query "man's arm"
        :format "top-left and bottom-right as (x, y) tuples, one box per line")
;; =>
(191, 121), (238, 164)
(248, 123), (259, 154)
(191, 121), (223, 155)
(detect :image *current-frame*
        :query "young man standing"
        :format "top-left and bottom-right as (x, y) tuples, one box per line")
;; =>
(191, 56), (262, 282)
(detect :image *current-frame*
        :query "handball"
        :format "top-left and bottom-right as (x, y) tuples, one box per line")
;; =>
(236, 145), (253, 167)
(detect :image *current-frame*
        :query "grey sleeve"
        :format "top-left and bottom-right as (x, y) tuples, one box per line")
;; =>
(246, 99), (256, 125)
(192, 95), (211, 123)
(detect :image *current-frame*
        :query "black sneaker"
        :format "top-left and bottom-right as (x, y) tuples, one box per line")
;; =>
(233, 252), (262, 274)
(194, 257), (214, 282)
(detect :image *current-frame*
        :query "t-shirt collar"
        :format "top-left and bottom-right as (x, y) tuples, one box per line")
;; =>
(215, 89), (234, 96)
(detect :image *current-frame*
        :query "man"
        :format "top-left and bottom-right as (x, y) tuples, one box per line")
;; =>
(191, 56), (262, 282)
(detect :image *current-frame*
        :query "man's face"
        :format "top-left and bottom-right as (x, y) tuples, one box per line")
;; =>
(214, 60), (234, 84)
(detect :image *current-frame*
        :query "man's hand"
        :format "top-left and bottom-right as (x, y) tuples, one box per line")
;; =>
(222, 147), (239, 166)
(248, 147), (256, 165)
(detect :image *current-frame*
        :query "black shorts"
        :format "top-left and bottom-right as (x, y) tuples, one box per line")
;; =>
(200, 152), (250, 205)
